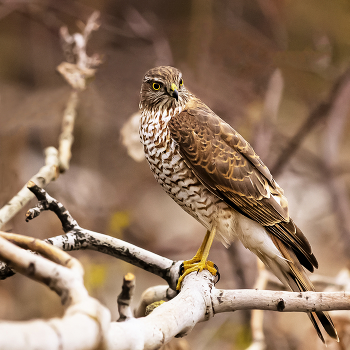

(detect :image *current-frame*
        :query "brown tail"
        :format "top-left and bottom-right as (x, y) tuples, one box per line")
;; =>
(270, 235), (339, 343)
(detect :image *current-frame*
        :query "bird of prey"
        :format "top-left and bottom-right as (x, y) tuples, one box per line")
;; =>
(139, 66), (338, 343)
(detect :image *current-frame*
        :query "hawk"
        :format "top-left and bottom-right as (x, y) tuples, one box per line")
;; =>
(139, 66), (338, 343)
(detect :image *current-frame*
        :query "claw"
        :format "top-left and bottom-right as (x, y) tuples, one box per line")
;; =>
(214, 263), (220, 285)
(179, 262), (184, 276)
(176, 259), (219, 290)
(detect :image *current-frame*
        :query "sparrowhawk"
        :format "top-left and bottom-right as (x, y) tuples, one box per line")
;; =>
(139, 66), (338, 343)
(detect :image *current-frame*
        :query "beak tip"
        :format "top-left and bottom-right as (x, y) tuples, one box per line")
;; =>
(170, 83), (179, 101)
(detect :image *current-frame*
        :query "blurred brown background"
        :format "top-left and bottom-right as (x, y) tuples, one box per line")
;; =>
(1, 0), (350, 349)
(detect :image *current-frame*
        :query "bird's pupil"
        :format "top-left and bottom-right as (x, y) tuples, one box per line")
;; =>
(180, 79), (183, 86)
(153, 83), (160, 90)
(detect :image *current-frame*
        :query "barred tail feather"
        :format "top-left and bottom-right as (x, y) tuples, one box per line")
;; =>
(290, 271), (339, 343)
(268, 235), (339, 343)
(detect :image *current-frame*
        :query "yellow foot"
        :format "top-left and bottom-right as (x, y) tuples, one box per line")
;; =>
(176, 260), (218, 290)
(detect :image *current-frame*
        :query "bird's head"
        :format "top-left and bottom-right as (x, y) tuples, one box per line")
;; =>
(139, 66), (190, 114)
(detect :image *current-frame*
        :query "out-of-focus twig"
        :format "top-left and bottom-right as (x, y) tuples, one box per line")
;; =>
(58, 91), (79, 172)
(255, 0), (287, 49)
(0, 147), (59, 230)
(0, 11), (102, 232)
(117, 273), (136, 322)
(57, 11), (102, 90)
(120, 112), (145, 162)
(272, 69), (350, 177)
(124, 7), (173, 66)
(56, 11), (102, 172)
(246, 259), (268, 350)
(322, 75), (350, 259)
(253, 68), (284, 162)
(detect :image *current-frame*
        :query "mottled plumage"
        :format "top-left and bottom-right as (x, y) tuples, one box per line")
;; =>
(139, 66), (338, 343)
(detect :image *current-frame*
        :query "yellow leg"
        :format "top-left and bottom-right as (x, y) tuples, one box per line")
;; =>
(176, 226), (217, 290)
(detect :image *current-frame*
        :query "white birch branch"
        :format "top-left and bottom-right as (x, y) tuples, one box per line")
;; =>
(15, 181), (180, 288)
(104, 271), (350, 350)
(1, 189), (350, 348)
(117, 273), (136, 322)
(58, 91), (79, 172)
(212, 289), (350, 313)
(1, 241), (350, 350)
(0, 233), (111, 350)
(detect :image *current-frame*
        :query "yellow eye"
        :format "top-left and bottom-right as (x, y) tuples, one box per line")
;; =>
(179, 79), (183, 86)
(152, 82), (161, 90)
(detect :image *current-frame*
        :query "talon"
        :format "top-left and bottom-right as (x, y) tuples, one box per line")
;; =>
(214, 263), (220, 284)
(179, 262), (184, 276)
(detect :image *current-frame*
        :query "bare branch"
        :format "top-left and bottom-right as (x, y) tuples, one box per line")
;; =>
(0, 233), (85, 305)
(117, 273), (136, 322)
(25, 181), (79, 231)
(22, 182), (181, 287)
(212, 289), (350, 313)
(322, 75), (350, 259)
(47, 230), (180, 288)
(1, 188), (349, 348)
(0, 234), (111, 350)
(57, 11), (102, 90)
(271, 68), (350, 176)
(253, 68), (284, 161)
(58, 91), (79, 172)
(107, 271), (350, 349)
(124, 7), (173, 66)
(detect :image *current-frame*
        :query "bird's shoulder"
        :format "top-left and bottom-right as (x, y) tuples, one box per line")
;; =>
(169, 94), (279, 194)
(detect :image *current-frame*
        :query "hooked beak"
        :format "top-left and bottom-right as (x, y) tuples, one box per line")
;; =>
(170, 83), (179, 101)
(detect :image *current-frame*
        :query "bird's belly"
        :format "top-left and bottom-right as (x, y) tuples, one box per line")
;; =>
(142, 136), (222, 228)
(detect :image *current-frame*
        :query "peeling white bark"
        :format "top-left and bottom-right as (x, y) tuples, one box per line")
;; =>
(0, 234), (111, 350)
(1, 171), (349, 349)
(0, 233), (349, 350)
(212, 289), (350, 313)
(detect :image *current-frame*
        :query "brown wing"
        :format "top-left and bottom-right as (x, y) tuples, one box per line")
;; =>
(168, 97), (318, 271)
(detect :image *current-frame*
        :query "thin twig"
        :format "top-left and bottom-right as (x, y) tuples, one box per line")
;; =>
(58, 91), (79, 172)
(117, 273), (136, 322)
(57, 11), (102, 90)
(322, 76), (350, 259)
(124, 7), (173, 66)
(253, 68), (284, 161)
(271, 68), (350, 176)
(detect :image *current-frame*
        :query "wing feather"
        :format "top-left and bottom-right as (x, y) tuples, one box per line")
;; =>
(168, 98), (317, 271)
